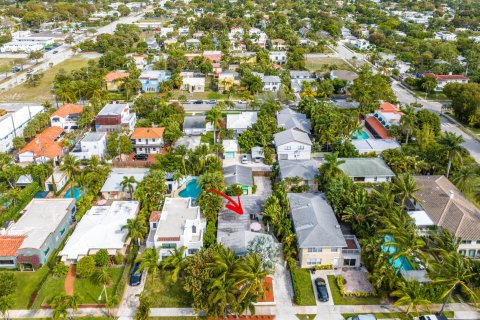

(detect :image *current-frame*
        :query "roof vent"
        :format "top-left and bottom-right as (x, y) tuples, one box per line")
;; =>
(449, 190), (454, 199)
(335, 225), (341, 229)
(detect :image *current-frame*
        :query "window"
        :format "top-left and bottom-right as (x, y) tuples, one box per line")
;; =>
(353, 177), (365, 182)
(152, 222), (157, 228)
(459, 250), (466, 256)
(60, 228), (66, 236)
(188, 249), (198, 255)
(476, 240), (480, 244)
(44, 247), (50, 255)
(0, 260), (15, 265)
(162, 243), (176, 249)
(343, 259), (356, 267)
(306, 258), (322, 266)
(331, 248), (338, 252)
(468, 250), (476, 257)
(298, 145), (304, 150)
(285, 146), (291, 150)
(461, 240), (472, 244)
(307, 248), (322, 253)
(138, 139), (142, 142)
(192, 225), (197, 233)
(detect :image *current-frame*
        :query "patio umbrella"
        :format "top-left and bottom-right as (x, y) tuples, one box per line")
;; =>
(97, 199), (107, 205)
(250, 222), (261, 232)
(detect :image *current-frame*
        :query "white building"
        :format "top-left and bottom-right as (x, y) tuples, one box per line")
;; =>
(1, 34), (54, 53)
(70, 132), (107, 160)
(268, 51), (287, 64)
(183, 116), (213, 136)
(351, 139), (401, 155)
(274, 128), (312, 160)
(50, 104), (83, 132)
(60, 201), (139, 265)
(100, 168), (150, 200)
(226, 112), (258, 135)
(180, 72), (205, 92)
(351, 39), (370, 50)
(130, 127), (164, 154)
(147, 197), (205, 260)
(95, 103), (136, 133)
(0, 106), (44, 153)
(252, 72), (282, 92)
(223, 139), (239, 159)
(425, 73), (469, 91)
(435, 31), (457, 41)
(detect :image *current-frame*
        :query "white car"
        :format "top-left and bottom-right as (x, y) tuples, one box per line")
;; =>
(241, 154), (248, 164)
(347, 315), (376, 320)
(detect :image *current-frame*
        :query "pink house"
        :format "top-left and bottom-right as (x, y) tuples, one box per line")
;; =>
(203, 50), (222, 63)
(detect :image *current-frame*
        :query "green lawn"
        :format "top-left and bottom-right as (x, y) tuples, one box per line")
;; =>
(412, 90), (448, 101)
(33, 267), (123, 308)
(0, 58), (15, 72)
(0, 54), (94, 102)
(327, 275), (386, 305)
(292, 268), (316, 306)
(143, 271), (193, 308)
(341, 312), (454, 319)
(13, 267), (50, 309)
(296, 315), (317, 320)
(200, 132), (214, 145)
(304, 56), (352, 72)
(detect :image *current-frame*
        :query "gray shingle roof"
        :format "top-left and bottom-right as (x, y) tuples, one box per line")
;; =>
(277, 108), (311, 133)
(223, 165), (253, 186)
(413, 175), (480, 240)
(338, 158), (394, 178)
(274, 129), (312, 146)
(279, 159), (321, 181)
(288, 193), (347, 248)
(183, 115), (206, 129)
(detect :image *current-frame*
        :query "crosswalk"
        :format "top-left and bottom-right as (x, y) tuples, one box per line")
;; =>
(441, 123), (455, 128)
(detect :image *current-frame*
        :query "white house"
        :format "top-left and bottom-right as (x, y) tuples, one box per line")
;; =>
(273, 128), (312, 160)
(100, 168), (150, 200)
(44, 167), (68, 193)
(183, 116), (213, 135)
(50, 104), (83, 132)
(223, 139), (239, 159)
(351, 139), (401, 155)
(268, 51), (287, 64)
(425, 73), (469, 91)
(70, 132), (107, 160)
(351, 39), (370, 50)
(338, 158), (395, 183)
(180, 72), (205, 92)
(290, 71), (316, 93)
(226, 112), (258, 135)
(18, 127), (64, 164)
(252, 72), (281, 92)
(147, 197), (205, 260)
(435, 31), (457, 41)
(95, 103), (136, 133)
(130, 127), (164, 154)
(0, 106), (44, 153)
(60, 201), (139, 265)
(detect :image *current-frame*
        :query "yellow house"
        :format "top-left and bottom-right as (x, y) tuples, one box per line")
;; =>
(104, 71), (130, 91)
(218, 71), (240, 91)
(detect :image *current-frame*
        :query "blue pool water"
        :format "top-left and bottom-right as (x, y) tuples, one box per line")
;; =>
(34, 191), (49, 199)
(179, 178), (202, 200)
(382, 235), (414, 271)
(64, 187), (82, 200)
(351, 130), (369, 140)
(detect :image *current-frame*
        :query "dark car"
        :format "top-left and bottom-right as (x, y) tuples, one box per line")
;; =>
(133, 154), (148, 161)
(52, 50), (58, 54)
(314, 277), (329, 302)
(193, 100), (203, 104)
(129, 263), (143, 286)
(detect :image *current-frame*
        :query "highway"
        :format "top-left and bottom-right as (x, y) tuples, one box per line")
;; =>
(0, 10), (148, 93)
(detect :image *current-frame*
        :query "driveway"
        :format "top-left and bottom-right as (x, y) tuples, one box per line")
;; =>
(310, 270), (336, 307)
(223, 153), (272, 171)
(254, 176), (272, 196)
(117, 268), (147, 319)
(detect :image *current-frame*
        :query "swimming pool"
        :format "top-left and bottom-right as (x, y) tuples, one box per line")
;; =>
(34, 191), (49, 199)
(179, 178), (202, 200)
(382, 235), (414, 271)
(351, 130), (369, 140)
(64, 187), (82, 200)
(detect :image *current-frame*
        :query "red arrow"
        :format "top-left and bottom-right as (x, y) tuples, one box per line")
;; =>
(206, 189), (243, 215)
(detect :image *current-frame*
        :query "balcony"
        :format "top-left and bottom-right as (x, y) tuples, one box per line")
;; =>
(342, 235), (361, 255)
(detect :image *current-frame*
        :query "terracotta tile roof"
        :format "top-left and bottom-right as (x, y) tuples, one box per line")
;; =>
(130, 127), (165, 139)
(209, 316), (275, 319)
(104, 72), (130, 82)
(19, 127), (64, 159)
(149, 211), (160, 222)
(413, 175), (480, 240)
(50, 104), (83, 118)
(0, 236), (26, 256)
(157, 237), (180, 241)
(365, 117), (390, 139)
(379, 102), (402, 114)
(425, 73), (469, 81)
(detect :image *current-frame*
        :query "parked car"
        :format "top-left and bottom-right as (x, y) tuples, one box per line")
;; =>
(206, 99), (216, 104)
(241, 154), (248, 164)
(52, 50), (58, 54)
(133, 153), (148, 161)
(314, 277), (329, 302)
(11, 66), (21, 73)
(347, 314), (377, 320)
(129, 263), (143, 286)
(347, 315), (376, 320)
(193, 100), (203, 104)
(26, 69), (34, 74)
(419, 314), (448, 320)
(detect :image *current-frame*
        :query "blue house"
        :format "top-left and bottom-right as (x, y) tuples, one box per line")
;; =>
(139, 70), (172, 93)
(0, 198), (76, 269)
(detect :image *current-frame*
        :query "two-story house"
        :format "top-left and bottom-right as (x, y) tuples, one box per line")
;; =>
(147, 197), (205, 260)
(274, 128), (312, 160)
(0, 105), (44, 153)
(289, 193), (361, 269)
(407, 176), (480, 259)
(424, 73), (469, 91)
(252, 72), (281, 92)
(0, 198), (76, 269)
(290, 70), (316, 93)
(218, 71), (241, 91)
(268, 51), (287, 64)
(95, 103), (136, 133)
(18, 126), (64, 164)
(130, 127), (164, 154)
(50, 104), (83, 132)
(70, 132), (107, 160)
(139, 70), (172, 93)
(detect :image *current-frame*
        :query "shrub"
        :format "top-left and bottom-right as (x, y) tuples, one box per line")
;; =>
(336, 274), (375, 297)
(76, 256), (96, 278)
(203, 221), (217, 248)
(95, 249), (110, 267)
(114, 252), (124, 265)
(314, 264), (333, 270)
(251, 184), (257, 194)
(52, 263), (69, 277)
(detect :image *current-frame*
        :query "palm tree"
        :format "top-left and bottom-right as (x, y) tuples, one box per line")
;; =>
(51, 295), (69, 320)
(318, 152), (345, 186)
(385, 231), (425, 273)
(161, 246), (187, 283)
(208, 277), (237, 318)
(451, 165), (478, 193)
(205, 106), (223, 144)
(0, 295), (14, 320)
(59, 154), (80, 183)
(121, 217), (147, 246)
(391, 280), (432, 315)
(392, 174), (422, 206)
(67, 293), (82, 318)
(94, 268), (112, 302)
(174, 145), (188, 175)
(429, 253), (479, 313)
(136, 247), (160, 281)
(342, 188), (373, 237)
(428, 228), (461, 262)
(121, 175), (137, 199)
(233, 253), (271, 302)
(400, 105), (415, 144)
(438, 132), (465, 178)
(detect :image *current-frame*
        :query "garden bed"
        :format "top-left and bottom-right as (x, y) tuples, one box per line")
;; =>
(327, 275), (386, 305)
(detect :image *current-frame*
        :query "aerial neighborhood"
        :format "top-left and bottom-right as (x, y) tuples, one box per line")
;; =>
(0, 0), (480, 319)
